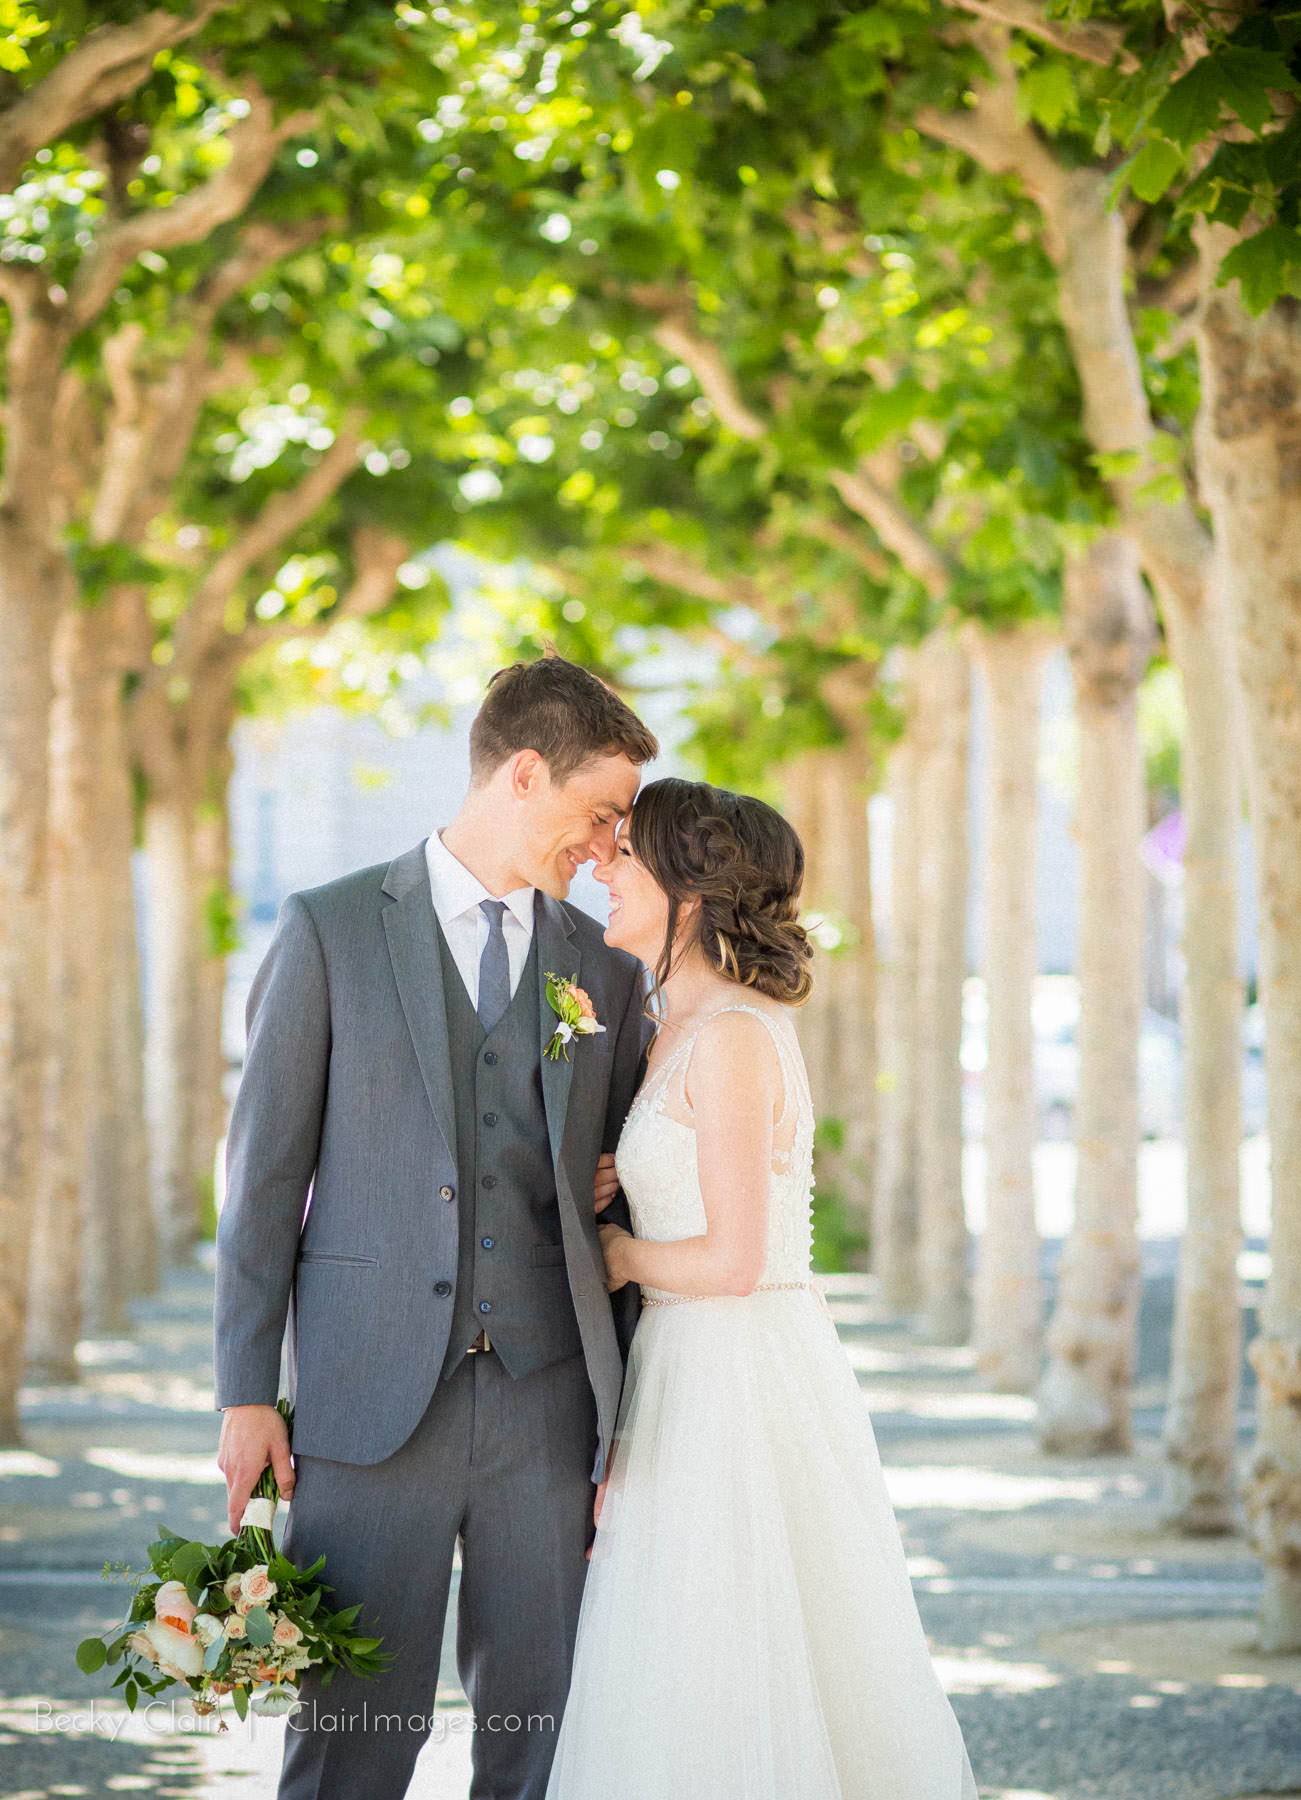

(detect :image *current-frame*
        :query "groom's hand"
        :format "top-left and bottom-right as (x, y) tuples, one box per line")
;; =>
(593, 1151), (620, 1214)
(218, 1404), (295, 1535)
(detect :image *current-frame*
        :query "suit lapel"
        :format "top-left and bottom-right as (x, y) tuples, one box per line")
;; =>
(382, 841), (457, 1168)
(536, 890), (580, 1168)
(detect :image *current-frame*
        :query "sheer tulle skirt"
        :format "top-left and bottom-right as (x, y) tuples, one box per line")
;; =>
(545, 1286), (979, 1800)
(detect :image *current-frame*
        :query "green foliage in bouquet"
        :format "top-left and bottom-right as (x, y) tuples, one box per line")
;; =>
(75, 1401), (390, 1727)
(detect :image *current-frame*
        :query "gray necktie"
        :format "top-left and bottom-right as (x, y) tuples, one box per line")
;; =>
(477, 898), (510, 1035)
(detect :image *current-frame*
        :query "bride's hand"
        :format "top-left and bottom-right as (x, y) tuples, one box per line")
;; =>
(597, 1220), (632, 1292)
(594, 1151), (619, 1214)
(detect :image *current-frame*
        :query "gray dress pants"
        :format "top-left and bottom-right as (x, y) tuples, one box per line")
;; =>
(276, 1345), (599, 1799)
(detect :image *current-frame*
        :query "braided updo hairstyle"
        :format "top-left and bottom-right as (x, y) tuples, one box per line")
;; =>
(626, 777), (814, 1009)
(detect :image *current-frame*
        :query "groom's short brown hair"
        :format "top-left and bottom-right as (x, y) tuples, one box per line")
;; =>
(469, 649), (659, 784)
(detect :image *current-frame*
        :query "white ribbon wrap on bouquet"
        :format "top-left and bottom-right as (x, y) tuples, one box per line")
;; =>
(240, 1496), (278, 1531)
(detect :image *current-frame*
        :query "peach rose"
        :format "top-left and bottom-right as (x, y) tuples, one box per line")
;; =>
(222, 1573), (245, 1604)
(272, 1615), (302, 1648)
(240, 1564), (277, 1607)
(571, 984), (597, 1020)
(154, 1580), (197, 1633)
(224, 1613), (247, 1640)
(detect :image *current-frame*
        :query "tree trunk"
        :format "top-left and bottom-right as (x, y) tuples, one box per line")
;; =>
(967, 620), (1055, 1391)
(914, 625), (972, 1343)
(1037, 535), (1153, 1454)
(1159, 550), (1246, 1530)
(874, 652), (923, 1314)
(1196, 271), (1301, 1646)
(82, 618), (154, 1328)
(25, 605), (99, 1380)
(142, 783), (202, 1266)
(0, 529), (62, 1442)
(191, 739), (236, 1241)
(138, 682), (238, 1267)
(821, 667), (879, 1263)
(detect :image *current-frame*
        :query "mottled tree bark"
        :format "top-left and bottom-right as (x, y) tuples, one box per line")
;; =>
(1037, 536), (1153, 1453)
(1197, 263), (1301, 1646)
(914, 626), (972, 1343)
(874, 652), (923, 1314)
(968, 620), (1055, 1392)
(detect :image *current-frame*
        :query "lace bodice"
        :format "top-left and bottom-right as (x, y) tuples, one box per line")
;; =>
(613, 1002), (816, 1302)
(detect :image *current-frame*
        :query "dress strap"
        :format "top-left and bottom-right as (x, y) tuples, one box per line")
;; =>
(679, 1002), (802, 1128)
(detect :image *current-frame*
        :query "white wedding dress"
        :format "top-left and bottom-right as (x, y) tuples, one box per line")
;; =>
(545, 1002), (979, 1800)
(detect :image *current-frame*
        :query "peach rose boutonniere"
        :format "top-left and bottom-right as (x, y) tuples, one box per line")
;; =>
(544, 972), (606, 1062)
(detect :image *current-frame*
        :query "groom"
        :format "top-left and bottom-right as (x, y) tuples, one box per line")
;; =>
(213, 651), (658, 1799)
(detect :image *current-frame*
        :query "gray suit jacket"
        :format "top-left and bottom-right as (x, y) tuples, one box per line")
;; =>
(213, 839), (651, 1482)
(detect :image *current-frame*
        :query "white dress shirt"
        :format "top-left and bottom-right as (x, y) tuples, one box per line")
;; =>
(425, 829), (536, 1011)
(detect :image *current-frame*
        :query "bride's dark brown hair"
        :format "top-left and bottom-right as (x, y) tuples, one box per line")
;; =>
(624, 777), (814, 1011)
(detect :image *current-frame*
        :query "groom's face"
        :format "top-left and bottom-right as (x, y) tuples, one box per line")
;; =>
(511, 750), (643, 899)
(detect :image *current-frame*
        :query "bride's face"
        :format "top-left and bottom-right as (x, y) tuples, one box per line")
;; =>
(593, 817), (670, 963)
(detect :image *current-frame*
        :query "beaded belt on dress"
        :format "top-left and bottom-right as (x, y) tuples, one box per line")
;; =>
(641, 1280), (816, 1307)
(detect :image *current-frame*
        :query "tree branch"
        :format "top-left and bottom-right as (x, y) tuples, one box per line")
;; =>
(0, 2), (232, 195)
(944, 0), (1138, 72)
(334, 527), (411, 621)
(624, 294), (770, 441)
(88, 219), (333, 544)
(916, 23), (1211, 612)
(66, 85), (311, 330)
(172, 419), (364, 670)
(828, 463), (953, 601)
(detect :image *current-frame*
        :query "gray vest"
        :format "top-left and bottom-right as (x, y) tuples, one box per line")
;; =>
(435, 908), (584, 1382)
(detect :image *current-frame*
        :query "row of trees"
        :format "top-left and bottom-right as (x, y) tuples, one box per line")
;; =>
(3, 0), (1299, 1649)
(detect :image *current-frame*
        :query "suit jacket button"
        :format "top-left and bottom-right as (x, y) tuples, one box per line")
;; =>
(434, 1280), (452, 1297)
(483, 1050), (498, 1065)
(440, 1185), (454, 1201)
(479, 1300), (493, 1314)
(481, 1236), (495, 1249)
(483, 1111), (498, 1127)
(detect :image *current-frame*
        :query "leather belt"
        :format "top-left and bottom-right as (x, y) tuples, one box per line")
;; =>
(466, 1327), (492, 1354)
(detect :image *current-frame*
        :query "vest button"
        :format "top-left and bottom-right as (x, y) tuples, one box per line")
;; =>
(482, 1175), (497, 1190)
(484, 1050), (498, 1065)
(479, 1300), (493, 1314)
(433, 1280), (452, 1297)
(481, 1236), (495, 1249)
(439, 1185), (454, 1201)
(483, 1111), (498, 1127)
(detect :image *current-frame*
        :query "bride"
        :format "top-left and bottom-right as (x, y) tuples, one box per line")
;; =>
(545, 776), (979, 1800)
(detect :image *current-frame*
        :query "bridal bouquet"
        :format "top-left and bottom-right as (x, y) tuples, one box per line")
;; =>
(75, 1400), (390, 1728)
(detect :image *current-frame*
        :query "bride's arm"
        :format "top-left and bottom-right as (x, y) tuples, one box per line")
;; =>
(599, 1009), (779, 1297)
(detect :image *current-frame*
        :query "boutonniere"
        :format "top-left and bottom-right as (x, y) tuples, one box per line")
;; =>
(544, 972), (606, 1061)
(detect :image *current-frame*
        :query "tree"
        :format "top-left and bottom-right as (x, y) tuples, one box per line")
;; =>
(911, 7), (1245, 1514)
(0, 0), (461, 1435)
(938, 0), (1301, 1641)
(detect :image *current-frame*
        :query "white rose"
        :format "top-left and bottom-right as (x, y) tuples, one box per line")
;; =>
(144, 1619), (204, 1679)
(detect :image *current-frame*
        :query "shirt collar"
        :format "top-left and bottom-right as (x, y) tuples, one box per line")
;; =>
(426, 829), (535, 934)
